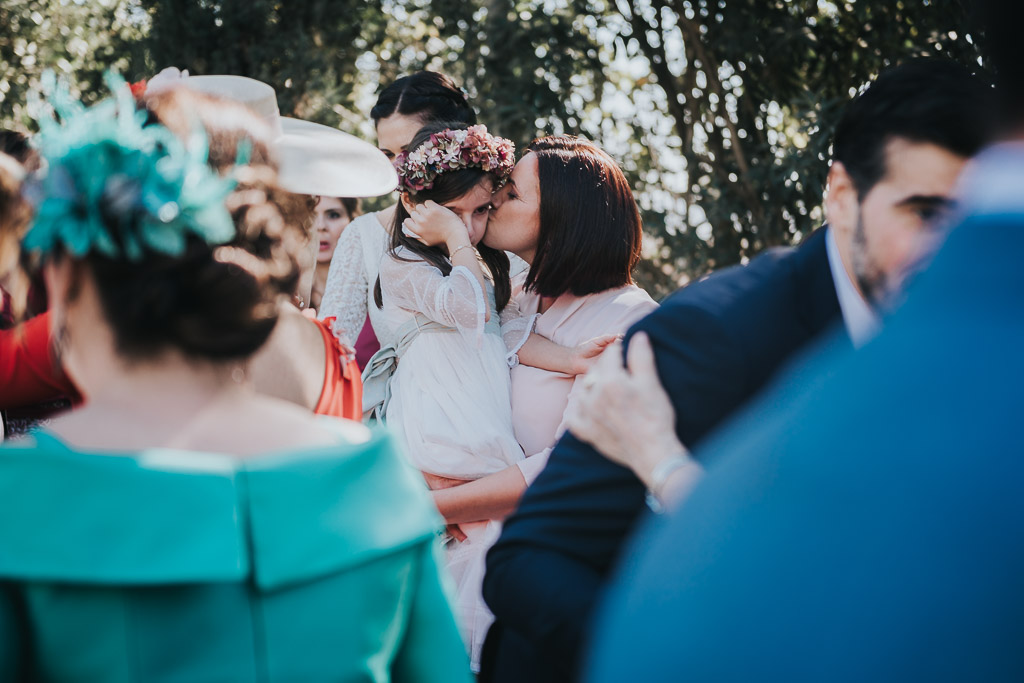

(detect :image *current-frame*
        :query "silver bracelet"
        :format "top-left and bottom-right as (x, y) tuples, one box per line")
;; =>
(450, 243), (475, 259)
(645, 453), (691, 514)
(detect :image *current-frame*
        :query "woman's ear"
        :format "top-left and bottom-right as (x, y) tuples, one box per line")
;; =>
(42, 256), (76, 310)
(824, 161), (859, 242)
(399, 192), (416, 213)
(42, 255), (78, 337)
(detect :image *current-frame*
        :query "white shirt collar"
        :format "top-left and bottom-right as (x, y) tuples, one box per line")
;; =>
(825, 227), (880, 348)
(953, 142), (1024, 218)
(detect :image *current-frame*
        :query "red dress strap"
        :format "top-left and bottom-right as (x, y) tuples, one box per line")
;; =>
(311, 317), (363, 421)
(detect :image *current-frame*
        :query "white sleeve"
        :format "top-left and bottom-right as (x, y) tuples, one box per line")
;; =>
(318, 222), (368, 347)
(499, 296), (539, 366)
(378, 250), (487, 345)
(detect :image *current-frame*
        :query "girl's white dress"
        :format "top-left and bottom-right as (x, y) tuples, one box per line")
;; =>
(375, 246), (533, 669)
(318, 211), (529, 351)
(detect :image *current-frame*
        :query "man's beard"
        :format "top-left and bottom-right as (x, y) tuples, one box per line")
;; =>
(850, 212), (889, 310)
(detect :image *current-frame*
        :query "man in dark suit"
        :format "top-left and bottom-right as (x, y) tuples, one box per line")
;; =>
(585, 7), (1024, 679)
(481, 59), (996, 683)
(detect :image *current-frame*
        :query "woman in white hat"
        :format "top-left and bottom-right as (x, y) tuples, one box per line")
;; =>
(148, 70), (397, 419)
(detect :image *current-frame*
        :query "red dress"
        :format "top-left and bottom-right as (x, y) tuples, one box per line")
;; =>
(0, 312), (80, 409)
(312, 317), (362, 421)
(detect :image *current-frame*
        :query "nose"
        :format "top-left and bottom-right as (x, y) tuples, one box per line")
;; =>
(491, 189), (506, 209)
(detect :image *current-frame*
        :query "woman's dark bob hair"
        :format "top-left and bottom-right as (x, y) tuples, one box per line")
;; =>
(523, 136), (642, 298)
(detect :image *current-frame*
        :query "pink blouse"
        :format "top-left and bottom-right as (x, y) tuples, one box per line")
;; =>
(510, 284), (658, 484)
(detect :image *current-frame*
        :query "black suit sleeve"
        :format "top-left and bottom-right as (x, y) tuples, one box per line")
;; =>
(483, 300), (746, 679)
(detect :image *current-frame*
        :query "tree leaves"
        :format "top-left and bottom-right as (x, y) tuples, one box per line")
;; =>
(1, 0), (983, 296)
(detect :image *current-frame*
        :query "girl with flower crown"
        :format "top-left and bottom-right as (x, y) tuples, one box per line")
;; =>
(319, 71), (484, 371)
(367, 121), (614, 669)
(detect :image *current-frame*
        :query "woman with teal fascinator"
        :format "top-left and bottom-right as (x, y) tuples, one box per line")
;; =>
(0, 74), (471, 682)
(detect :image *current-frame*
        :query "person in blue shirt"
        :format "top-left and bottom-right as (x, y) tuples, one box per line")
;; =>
(581, 3), (1024, 680)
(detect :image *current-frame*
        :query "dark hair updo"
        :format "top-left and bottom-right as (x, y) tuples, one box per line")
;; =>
(73, 87), (309, 363)
(374, 122), (510, 313)
(370, 71), (476, 127)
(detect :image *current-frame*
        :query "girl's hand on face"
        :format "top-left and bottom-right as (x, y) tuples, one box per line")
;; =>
(403, 200), (470, 249)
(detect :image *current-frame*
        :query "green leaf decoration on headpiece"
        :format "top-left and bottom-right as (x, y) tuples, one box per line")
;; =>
(23, 71), (237, 261)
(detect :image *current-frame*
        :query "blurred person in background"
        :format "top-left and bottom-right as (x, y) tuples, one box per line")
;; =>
(311, 195), (360, 312)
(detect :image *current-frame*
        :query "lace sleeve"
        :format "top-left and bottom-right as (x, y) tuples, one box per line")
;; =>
(317, 221), (368, 347)
(378, 250), (487, 345)
(499, 296), (538, 366)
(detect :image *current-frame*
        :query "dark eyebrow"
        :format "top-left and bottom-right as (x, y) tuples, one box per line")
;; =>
(895, 195), (952, 209)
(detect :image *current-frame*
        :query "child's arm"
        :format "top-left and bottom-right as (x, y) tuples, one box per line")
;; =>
(517, 332), (620, 375)
(403, 200), (491, 321)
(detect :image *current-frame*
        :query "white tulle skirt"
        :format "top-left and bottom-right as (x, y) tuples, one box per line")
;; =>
(445, 519), (503, 671)
(386, 329), (523, 669)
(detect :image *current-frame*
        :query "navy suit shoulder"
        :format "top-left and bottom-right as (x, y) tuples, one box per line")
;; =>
(634, 226), (842, 447)
(586, 212), (1024, 683)
(482, 228), (842, 682)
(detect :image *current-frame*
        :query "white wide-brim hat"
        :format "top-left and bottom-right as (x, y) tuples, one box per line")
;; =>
(149, 70), (397, 198)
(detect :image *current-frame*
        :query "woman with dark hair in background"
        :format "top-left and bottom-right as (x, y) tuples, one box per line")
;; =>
(318, 71), (480, 371)
(0, 79), (471, 680)
(311, 195), (360, 312)
(145, 73), (395, 420)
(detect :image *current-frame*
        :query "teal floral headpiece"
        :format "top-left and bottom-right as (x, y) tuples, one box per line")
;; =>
(22, 72), (237, 261)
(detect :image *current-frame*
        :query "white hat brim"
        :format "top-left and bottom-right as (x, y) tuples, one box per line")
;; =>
(180, 74), (397, 198)
(276, 118), (397, 198)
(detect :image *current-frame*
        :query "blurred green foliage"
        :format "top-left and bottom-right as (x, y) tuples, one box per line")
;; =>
(0, 0), (985, 297)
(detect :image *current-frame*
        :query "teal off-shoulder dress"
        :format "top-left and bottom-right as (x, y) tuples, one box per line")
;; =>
(0, 424), (472, 682)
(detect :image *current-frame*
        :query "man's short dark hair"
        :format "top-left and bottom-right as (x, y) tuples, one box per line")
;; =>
(973, 0), (1024, 126)
(833, 58), (996, 198)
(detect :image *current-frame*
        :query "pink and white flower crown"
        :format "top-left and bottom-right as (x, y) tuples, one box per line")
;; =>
(394, 125), (515, 194)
